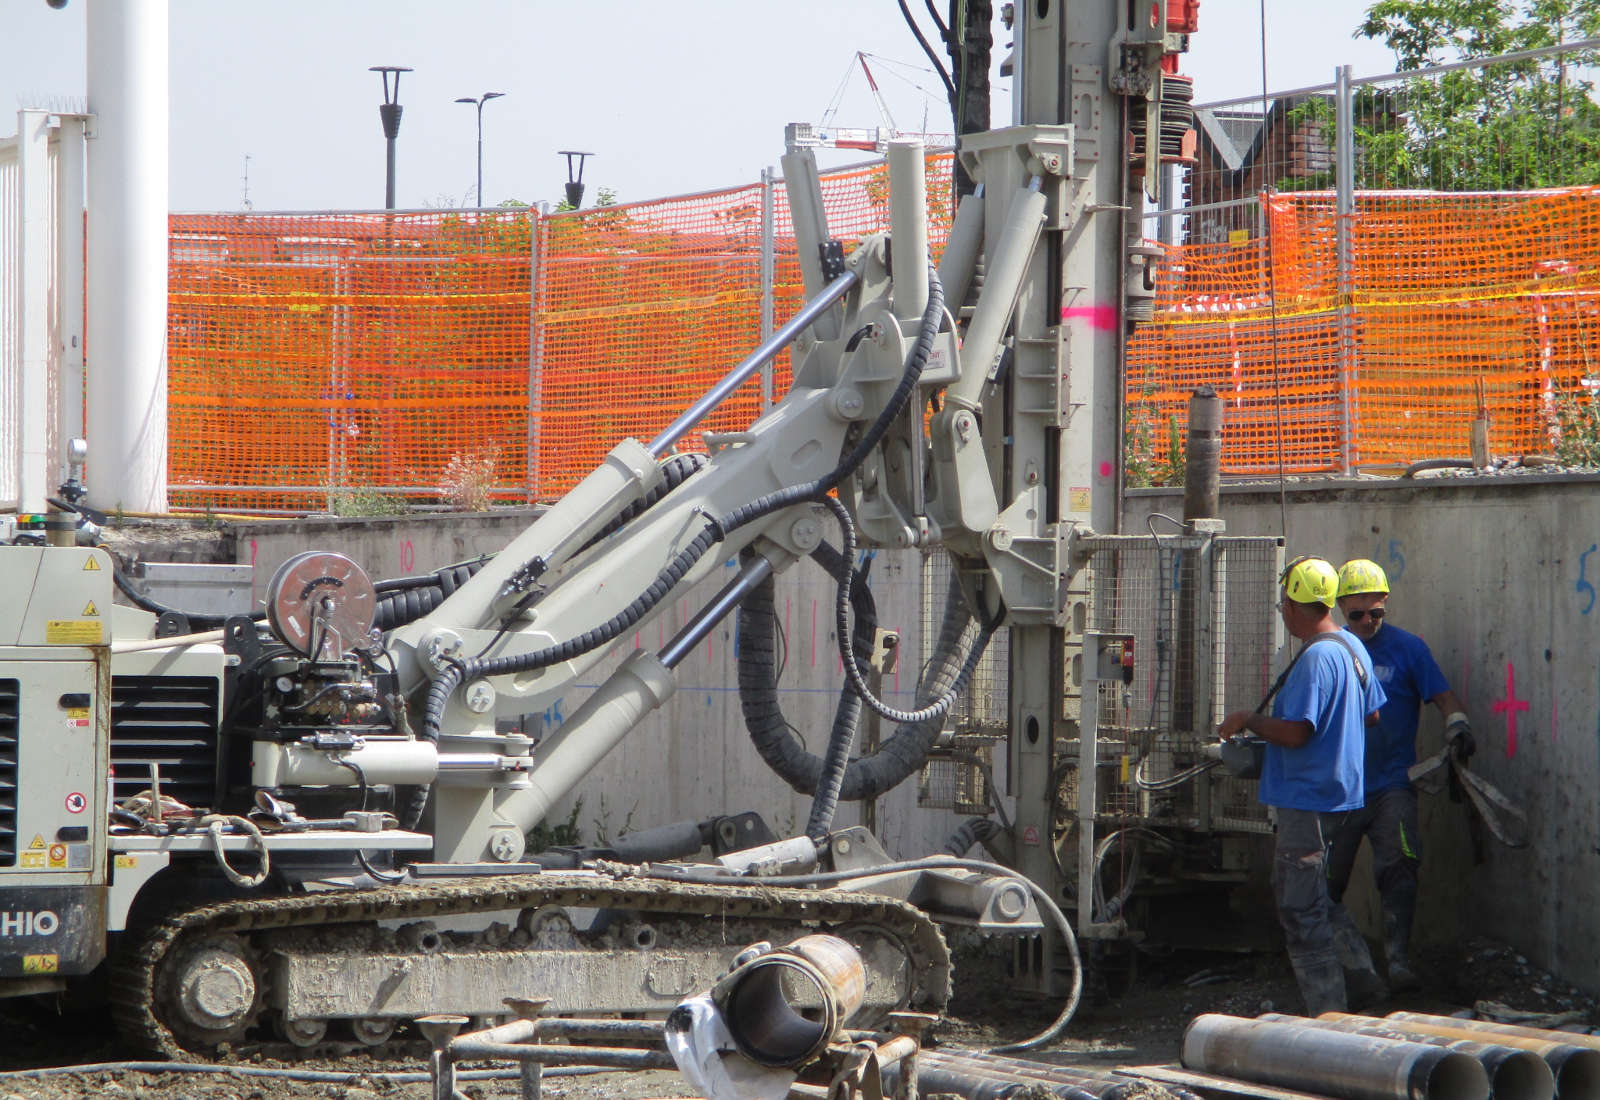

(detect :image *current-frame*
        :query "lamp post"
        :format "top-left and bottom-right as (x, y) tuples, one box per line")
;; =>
(370, 65), (412, 209)
(558, 150), (595, 208)
(454, 92), (505, 207)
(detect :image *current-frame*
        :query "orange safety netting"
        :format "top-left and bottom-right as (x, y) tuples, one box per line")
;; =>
(167, 166), (1600, 512)
(1126, 185), (1600, 474)
(167, 154), (953, 512)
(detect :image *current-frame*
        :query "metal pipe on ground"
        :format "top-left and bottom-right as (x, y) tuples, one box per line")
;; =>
(917, 1050), (1199, 1100)
(1382, 1012), (1600, 1100)
(1182, 1013), (1490, 1100)
(885, 1057), (1100, 1100)
(1266, 1014), (1554, 1100)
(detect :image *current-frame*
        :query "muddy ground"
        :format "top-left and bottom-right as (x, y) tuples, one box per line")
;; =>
(2, 935), (1593, 1100)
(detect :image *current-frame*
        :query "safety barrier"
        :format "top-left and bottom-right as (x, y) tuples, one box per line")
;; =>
(167, 157), (954, 512)
(164, 149), (1600, 512)
(1125, 185), (1600, 476)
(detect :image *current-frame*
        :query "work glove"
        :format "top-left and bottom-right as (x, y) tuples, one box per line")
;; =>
(1445, 712), (1475, 762)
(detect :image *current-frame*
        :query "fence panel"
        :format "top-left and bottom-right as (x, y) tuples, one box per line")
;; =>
(167, 154), (953, 512)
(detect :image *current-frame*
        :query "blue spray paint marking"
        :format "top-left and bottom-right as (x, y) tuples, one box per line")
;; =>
(541, 697), (565, 730)
(1579, 544), (1598, 615)
(1386, 539), (1406, 582)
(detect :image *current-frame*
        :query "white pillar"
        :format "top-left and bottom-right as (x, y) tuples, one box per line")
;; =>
(16, 109), (52, 514)
(56, 115), (88, 488)
(86, 0), (168, 513)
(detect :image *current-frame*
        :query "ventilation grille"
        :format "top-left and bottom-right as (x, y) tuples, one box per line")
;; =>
(110, 676), (220, 813)
(0, 680), (17, 865)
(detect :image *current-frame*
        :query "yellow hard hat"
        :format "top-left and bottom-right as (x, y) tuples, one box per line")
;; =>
(1337, 558), (1390, 598)
(1281, 556), (1339, 608)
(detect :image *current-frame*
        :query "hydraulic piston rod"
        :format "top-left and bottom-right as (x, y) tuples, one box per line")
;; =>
(648, 272), (859, 457)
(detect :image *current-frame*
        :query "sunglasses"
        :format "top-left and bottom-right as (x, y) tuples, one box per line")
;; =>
(1346, 607), (1386, 622)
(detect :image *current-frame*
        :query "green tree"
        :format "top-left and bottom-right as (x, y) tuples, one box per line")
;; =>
(1348, 0), (1600, 189)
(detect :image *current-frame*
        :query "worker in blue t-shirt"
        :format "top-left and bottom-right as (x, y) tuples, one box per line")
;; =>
(1219, 556), (1389, 1015)
(1327, 559), (1472, 993)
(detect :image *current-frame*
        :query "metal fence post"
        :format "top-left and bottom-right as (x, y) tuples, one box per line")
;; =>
(1335, 63), (1356, 475)
(759, 166), (776, 412)
(526, 207), (544, 501)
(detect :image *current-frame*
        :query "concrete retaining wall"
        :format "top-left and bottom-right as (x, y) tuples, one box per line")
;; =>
(148, 467), (1599, 988)
(1126, 472), (1600, 990)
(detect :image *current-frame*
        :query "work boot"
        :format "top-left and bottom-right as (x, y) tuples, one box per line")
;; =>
(1291, 957), (1348, 1017)
(1382, 897), (1421, 993)
(1344, 965), (1389, 1010)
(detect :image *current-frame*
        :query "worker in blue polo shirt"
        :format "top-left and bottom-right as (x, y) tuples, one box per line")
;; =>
(1219, 555), (1389, 1015)
(1327, 558), (1472, 993)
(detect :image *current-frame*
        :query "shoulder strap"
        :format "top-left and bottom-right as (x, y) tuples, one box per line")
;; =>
(1256, 630), (1369, 714)
(1308, 630), (1369, 690)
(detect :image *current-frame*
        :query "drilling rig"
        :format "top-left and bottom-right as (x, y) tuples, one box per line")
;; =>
(0, 0), (1289, 1056)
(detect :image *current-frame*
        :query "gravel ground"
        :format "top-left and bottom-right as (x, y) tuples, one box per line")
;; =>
(1, 935), (1593, 1100)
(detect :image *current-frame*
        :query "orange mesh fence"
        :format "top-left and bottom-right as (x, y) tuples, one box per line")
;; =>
(1126, 185), (1600, 475)
(169, 212), (535, 512)
(169, 162), (1599, 508)
(168, 153), (953, 512)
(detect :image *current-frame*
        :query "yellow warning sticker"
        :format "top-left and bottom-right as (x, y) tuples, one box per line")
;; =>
(46, 620), (102, 644)
(47, 844), (67, 869)
(65, 707), (89, 720)
(114, 854), (139, 870)
(20, 852), (45, 868)
(82, 600), (99, 617)
(83, 557), (101, 571)
(23, 955), (59, 974)
(28, 834), (44, 851)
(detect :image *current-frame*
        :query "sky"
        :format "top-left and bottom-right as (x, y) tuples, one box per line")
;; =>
(1, 0), (1400, 213)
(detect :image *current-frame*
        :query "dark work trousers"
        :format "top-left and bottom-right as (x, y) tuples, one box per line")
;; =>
(1326, 786), (1422, 974)
(1273, 807), (1380, 1016)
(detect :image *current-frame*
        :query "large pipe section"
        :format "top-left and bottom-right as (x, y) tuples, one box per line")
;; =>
(86, 0), (169, 513)
(1182, 1014), (1490, 1100)
(711, 934), (864, 1068)
(1384, 1012), (1600, 1098)
(1263, 1015), (1554, 1100)
(1181, 386), (1223, 524)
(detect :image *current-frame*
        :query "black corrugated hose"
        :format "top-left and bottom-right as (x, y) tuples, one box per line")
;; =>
(740, 553), (981, 803)
(802, 543), (876, 840)
(411, 264), (947, 829)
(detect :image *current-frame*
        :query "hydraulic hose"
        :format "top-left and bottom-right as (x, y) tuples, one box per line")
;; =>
(822, 494), (999, 727)
(373, 560), (488, 631)
(739, 555), (981, 801)
(944, 816), (1001, 857)
(614, 855), (1082, 1052)
(415, 264), (947, 771)
(803, 543), (876, 839)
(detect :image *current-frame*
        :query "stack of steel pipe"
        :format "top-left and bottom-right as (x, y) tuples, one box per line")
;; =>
(1257, 1014), (1554, 1100)
(883, 1048), (1202, 1100)
(1182, 1014), (1490, 1100)
(1381, 1012), (1600, 1100)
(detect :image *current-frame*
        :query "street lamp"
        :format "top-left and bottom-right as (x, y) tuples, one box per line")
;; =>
(370, 65), (412, 209)
(454, 92), (505, 207)
(558, 150), (595, 209)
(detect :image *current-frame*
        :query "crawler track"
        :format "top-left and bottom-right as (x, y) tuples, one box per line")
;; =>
(111, 871), (951, 1061)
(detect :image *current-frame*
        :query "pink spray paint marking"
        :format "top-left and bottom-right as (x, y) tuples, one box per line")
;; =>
(1061, 304), (1119, 331)
(1098, 461), (1114, 478)
(1491, 661), (1530, 759)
